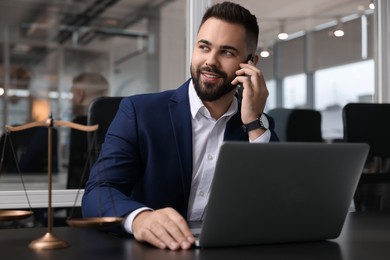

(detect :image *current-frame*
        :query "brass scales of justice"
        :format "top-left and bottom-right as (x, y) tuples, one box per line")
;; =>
(0, 114), (123, 250)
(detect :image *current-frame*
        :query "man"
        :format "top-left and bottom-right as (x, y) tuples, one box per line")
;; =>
(82, 2), (278, 250)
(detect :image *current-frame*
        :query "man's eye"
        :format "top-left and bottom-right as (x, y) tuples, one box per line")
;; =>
(222, 50), (233, 56)
(199, 45), (210, 51)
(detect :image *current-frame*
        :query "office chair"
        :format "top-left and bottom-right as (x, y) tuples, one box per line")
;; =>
(87, 96), (123, 165)
(0, 126), (58, 174)
(267, 108), (323, 142)
(63, 115), (90, 220)
(343, 103), (390, 212)
(67, 115), (89, 190)
(66, 97), (123, 188)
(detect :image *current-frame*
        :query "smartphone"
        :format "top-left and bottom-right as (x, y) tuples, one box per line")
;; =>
(236, 54), (255, 102)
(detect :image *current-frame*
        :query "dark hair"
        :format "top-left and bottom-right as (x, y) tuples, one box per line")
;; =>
(199, 1), (259, 53)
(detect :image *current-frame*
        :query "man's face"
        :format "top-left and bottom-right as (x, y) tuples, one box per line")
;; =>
(190, 18), (249, 102)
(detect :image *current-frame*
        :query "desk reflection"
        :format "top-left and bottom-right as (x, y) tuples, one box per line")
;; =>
(127, 238), (341, 260)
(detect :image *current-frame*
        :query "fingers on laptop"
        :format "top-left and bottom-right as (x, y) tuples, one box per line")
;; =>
(132, 207), (195, 250)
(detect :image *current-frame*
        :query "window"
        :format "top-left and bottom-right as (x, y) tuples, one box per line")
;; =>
(314, 60), (374, 110)
(283, 74), (307, 108)
(264, 79), (276, 112)
(315, 60), (374, 140)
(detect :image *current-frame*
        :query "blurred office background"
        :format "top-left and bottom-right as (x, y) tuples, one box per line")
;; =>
(0, 0), (389, 181)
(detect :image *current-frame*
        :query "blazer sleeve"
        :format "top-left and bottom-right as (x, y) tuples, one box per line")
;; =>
(82, 97), (147, 218)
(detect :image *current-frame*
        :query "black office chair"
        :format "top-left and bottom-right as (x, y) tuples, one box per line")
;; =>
(87, 96), (123, 165)
(343, 103), (390, 212)
(268, 108), (323, 142)
(0, 126), (58, 174)
(67, 115), (89, 190)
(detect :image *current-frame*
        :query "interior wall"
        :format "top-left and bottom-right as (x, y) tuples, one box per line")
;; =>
(159, 0), (186, 91)
(108, 1), (186, 96)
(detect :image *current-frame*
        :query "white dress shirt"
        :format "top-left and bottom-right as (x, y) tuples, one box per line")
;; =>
(187, 82), (270, 220)
(124, 81), (271, 232)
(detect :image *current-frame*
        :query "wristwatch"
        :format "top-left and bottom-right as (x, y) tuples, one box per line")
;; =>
(242, 114), (269, 133)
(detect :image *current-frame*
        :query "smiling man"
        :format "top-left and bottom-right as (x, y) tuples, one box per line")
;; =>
(82, 1), (278, 250)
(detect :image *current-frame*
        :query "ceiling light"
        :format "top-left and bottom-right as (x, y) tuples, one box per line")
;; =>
(260, 49), (270, 58)
(278, 32), (288, 40)
(258, 42), (270, 58)
(334, 18), (344, 37)
(278, 21), (288, 40)
(334, 29), (344, 37)
(369, 1), (375, 10)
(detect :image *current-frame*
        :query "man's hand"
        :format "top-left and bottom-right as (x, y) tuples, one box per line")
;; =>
(132, 207), (195, 250)
(231, 59), (269, 140)
(231, 60), (269, 124)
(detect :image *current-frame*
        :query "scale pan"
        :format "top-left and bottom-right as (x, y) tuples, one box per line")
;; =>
(66, 217), (123, 228)
(0, 210), (34, 221)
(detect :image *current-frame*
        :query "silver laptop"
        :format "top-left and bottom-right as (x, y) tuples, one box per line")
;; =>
(190, 142), (369, 247)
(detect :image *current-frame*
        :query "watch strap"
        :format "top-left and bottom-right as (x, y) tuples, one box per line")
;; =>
(242, 117), (264, 133)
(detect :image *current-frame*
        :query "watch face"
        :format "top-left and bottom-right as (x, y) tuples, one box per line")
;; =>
(260, 114), (270, 129)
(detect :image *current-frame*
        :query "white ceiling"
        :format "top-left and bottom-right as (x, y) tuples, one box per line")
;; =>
(216, 0), (373, 45)
(0, 0), (374, 48)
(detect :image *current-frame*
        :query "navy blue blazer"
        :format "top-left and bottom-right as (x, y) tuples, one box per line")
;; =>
(82, 80), (278, 219)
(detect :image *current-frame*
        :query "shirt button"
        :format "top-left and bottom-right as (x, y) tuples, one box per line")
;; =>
(207, 154), (213, 160)
(199, 191), (205, 197)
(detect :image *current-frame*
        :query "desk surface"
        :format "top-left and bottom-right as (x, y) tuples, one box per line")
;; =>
(1, 212), (390, 260)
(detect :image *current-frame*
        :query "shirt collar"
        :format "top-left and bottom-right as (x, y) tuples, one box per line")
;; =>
(188, 79), (238, 120)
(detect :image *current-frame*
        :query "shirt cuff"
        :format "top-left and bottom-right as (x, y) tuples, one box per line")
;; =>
(123, 207), (153, 234)
(249, 129), (271, 143)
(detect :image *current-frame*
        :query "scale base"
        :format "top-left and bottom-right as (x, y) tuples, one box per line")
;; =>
(29, 232), (69, 250)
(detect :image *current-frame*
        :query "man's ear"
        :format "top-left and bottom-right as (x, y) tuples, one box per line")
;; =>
(72, 89), (86, 105)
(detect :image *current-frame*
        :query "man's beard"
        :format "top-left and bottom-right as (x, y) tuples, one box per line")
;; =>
(190, 65), (236, 102)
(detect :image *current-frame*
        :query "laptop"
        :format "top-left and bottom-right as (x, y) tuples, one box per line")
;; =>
(190, 142), (369, 247)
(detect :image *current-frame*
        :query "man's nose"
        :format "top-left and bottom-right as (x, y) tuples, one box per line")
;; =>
(205, 52), (219, 67)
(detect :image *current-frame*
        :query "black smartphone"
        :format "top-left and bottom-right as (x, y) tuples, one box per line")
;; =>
(236, 54), (255, 102)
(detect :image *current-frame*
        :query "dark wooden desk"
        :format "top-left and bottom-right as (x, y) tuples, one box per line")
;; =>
(1, 212), (390, 260)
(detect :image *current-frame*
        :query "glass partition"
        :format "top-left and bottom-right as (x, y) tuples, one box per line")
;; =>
(0, 0), (186, 191)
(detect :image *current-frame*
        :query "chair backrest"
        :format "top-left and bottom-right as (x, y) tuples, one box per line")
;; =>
(0, 126), (58, 174)
(268, 108), (323, 142)
(343, 103), (390, 158)
(87, 96), (123, 164)
(67, 115), (88, 189)
(343, 103), (390, 212)
(267, 108), (290, 141)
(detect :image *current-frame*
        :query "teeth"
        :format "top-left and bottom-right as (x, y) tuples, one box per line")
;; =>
(204, 74), (217, 78)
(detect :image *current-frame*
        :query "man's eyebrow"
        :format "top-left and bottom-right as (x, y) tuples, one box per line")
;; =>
(220, 45), (239, 53)
(197, 39), (211, 45)
(197, 40), (239, 53)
